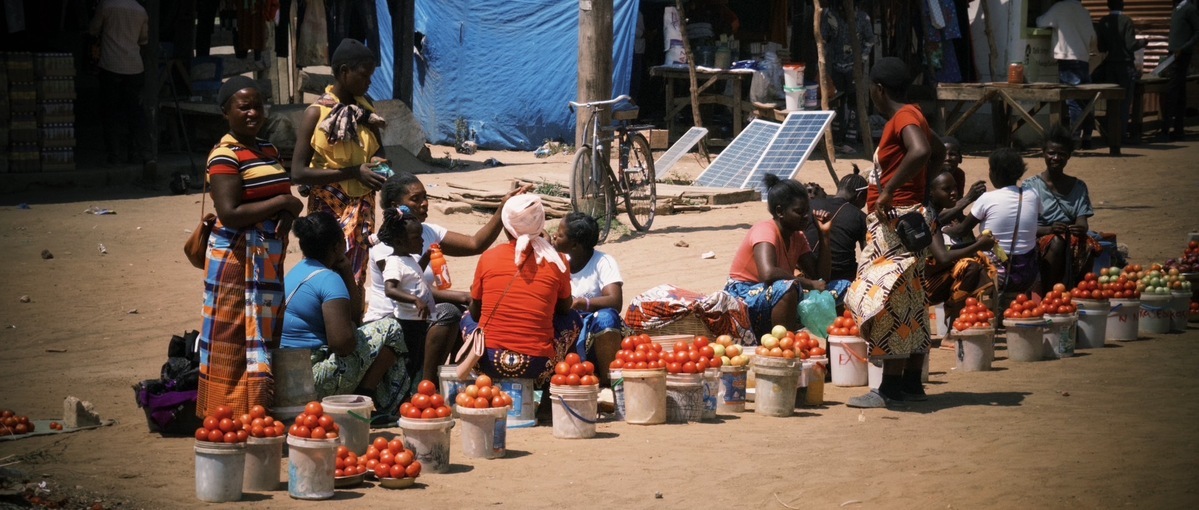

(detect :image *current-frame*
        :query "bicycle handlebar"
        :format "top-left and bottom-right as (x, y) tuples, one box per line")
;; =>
(568, 94), (631, 110)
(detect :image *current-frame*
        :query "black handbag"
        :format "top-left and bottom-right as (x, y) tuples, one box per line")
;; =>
(895, 211), (933, 252)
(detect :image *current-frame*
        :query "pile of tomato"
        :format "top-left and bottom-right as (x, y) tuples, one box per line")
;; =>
(952, 297), (996, 331)
(1073, 270), (1139, 300)
(0, 409), (35, 436)
(354, 436), (422, 481)
(288, 401), (341, 440)
(756, 329), (823, 359)
(659, 337), (723, 374)
(399, 380), (453, 419)
(335, 445), (366, 478)
(826, 311), (861, 337)
(453, 374), (514, 410)
(195, 405), (248, 443)
(551, 353), (600, 385)
(609, 334), (667, 371)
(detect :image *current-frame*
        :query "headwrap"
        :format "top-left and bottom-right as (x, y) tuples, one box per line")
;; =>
(216, 76), (259, 109)
(501, 194), (566, 272)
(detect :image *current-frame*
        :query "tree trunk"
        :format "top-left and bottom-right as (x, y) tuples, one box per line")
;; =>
(846, 0), (874, 156)
(813, 0), (836, 161)
(577, 0), (614, 148)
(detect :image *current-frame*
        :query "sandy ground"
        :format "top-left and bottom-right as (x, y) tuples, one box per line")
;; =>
(1, 139), (1198, 509)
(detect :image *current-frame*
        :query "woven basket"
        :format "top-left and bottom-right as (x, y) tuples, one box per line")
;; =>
(637, 313), (713, 338)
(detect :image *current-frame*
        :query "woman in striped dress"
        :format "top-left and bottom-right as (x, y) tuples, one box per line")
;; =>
(196, 77), (304, 418)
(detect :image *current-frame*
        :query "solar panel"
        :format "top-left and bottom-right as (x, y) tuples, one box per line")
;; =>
(654, 126), (708, 176)
(693, 119), (780, 189)
(743, 111), (835, 196)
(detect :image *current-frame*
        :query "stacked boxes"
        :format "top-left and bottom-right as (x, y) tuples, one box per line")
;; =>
(3, 52), (76, 173)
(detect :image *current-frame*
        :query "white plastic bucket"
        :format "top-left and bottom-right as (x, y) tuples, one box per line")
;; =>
(398, 416), (454, 472)
(665, 373), (704, 423)
(438, 364), (467, 416)
(701, 368), (720, 420)
(955, 329), (995, 371)
(828, 335), (868, 387)
(1003, 319), (1047, 362)
(783, 64), (805, 111)
(1043, 315), (1077, 359)
(717, 366), (747, 412)
(320, 395), (373, 455)
(867, 359), (882, 389)
(1170, 291), (1190, 332)
(550, 384), (599, 439)
(286, 436), (337, 500)
(272, 348), (316, 409)
(622, 369), (667, 425)
(243, 435), (283, 492)
(1107, 299), (1140, 341)
(456, 406), (507, 459)
(930, 304), (947, 339)
(497, 378), (537, 428)
(611, 369), (626, 420)
(195, 441), (246, 503)
(751, 357), (800, 417)
(1074, 299), (1109, 349)
(1139, 294), (1172, 335)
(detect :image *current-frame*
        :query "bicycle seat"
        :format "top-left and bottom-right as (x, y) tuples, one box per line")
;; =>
(612, 103), (639, 121)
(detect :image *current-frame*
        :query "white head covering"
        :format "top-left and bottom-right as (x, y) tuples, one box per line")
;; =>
(501, 194), (567, 272)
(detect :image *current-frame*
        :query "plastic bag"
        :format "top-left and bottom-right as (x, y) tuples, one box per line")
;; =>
(798, 290), (837, 339)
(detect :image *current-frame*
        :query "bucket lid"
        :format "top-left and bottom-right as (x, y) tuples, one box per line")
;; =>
(453, 405), (509, 417)
(550, 383), (600, 396)
(1141, 293), (1172, 300)
(827, 335), (865, 344)
(399, 416), (456, 429)
(286, 435), (340, 448)
(621, 368), (667, 377)
(751, 356), (798, 369)
(955, 327), (995, 336)
(194, 440), (245, 452)
(246, 435), (286, 445)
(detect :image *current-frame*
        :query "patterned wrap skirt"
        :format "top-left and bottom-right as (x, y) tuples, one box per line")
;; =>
(845, 204), (930, 358)
(461, 312), (582, 387)
(923, 252), (998, 320)
(307, 183), (375, 288)
(310, 317), (412, 418)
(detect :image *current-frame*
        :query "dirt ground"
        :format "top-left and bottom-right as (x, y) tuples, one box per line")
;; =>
(1, 138), (1197, 509)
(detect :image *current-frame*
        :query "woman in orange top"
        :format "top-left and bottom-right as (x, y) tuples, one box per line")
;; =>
(845, 57), (945, 409)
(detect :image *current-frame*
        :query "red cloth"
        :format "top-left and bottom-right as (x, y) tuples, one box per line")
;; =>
(867, 104), (931, 211)
(471, 242), (571, 358)
(728, 220), (811, 283)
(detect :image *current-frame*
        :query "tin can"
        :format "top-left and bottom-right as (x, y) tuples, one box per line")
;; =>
(1007, 62), (1025, 84)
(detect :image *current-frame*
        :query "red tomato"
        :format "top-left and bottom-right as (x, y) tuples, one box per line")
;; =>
(492, 395), (506, 407)
(566, 373), (581, 385)
(405, 461), (422, 478)
(682, 361), (698, 373)
(667, 362), (682, 373)
(373, 436), (390, 451)
(709, 356), (723, 368)
(429, 394), (445, 408)
(417, 380), (437, 396)
(395, 450), (414, 467)
(673, 341), (690, 353)
(570, 363), (587, 376)
(390, 463), (405, 479)
(564, 353), (582, 365)
(551, 374), (568, 385)
(404, 407), (423, 419)
(698, 345), (715, 359)
(218, 418), (236, 433)
(374, 464), (390, 479)
(474, 397), (490, 408)
(305, 402), (323, 416)
(621, 337), (635, 350)
(418, 408), (435, 419)
(203, 416), (219, 430)
(195, 428), (208, 441)
(475, 374), (493, 388)
(310, 427), (327, 439)
(478, 386), (494, 400)
(436, 406), (452, 418)
(221, 431), (237, 443)
(455, 393), (473, 407)
(208, 429), (225, 442)
(213, 405), (233, 421)
(554, 362), (572, 376)
(634, 361), (648, 369)
(303, 414), (319, 428)
(609, 359), (624, 370)
(317, 414), (335, 429)
(412, 394), (431, 410)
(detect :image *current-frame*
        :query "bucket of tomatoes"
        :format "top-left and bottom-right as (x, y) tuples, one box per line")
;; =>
(194, 405), (248, 503)
(398, 380), (457, 474)
(286, 402), (340, 501)
(240, 405), (288, 492)
(550, 354), (600, 438)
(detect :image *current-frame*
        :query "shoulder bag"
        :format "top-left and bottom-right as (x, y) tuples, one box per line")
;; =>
(183, 176), (216, 269)
(454, 258), (527, 380)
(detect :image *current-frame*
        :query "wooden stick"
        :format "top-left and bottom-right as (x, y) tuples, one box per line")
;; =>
(980, 0), (999, 81)
(846, 0), (874, 156)
(674, 0), (710, 160)
(813, 0), (837, 161)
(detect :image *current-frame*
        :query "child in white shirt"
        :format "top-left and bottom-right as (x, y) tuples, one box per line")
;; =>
(377, 207), (435, 382)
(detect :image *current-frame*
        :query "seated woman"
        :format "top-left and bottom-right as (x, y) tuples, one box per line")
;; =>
(375, 171), (531, 383)
(281, 212), (411, 419)
(552, 212), (625, 386)
(945, 148), (1042, 296)
(1022, 126), (1101, 289)
(804, 167), (868, 304)
(464, 194), (579, 391)
(923, 172), (998, 332)
(726, 174), (832, 339)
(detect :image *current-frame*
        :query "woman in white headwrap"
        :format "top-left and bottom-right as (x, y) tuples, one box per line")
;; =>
(464, 194), (581, 389)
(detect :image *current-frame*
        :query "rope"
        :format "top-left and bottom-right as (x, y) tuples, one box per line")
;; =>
(554, 395), (598, 424)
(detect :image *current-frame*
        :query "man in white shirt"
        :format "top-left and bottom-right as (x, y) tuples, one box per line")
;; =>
(1037, 0), (1099, 148)
(88, 0), (150, 165)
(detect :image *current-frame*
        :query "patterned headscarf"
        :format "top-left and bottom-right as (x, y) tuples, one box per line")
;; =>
(501, 194), (566, 272)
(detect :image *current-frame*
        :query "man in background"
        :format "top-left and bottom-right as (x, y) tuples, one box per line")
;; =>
(1037, 0), (1099, 148)
(1095, 0), (1147, 143)
(88, 0), (149, 166)
(1164, 0), (1199, 141)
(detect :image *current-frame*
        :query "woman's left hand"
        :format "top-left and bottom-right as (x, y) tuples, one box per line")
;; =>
(874, 189), (894, 222)
(814, 210), (834, 236)
(1067, 224), (1087, 236)
(501, 184), (535, 205)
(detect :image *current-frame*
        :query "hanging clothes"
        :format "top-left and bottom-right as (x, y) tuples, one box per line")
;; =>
(325, 0), (379, 63)
(236, 0), (268, 54)
(296, 0), (329, 67)
(919, 0), (963, 83)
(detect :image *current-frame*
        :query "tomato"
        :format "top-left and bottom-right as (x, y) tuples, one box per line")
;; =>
(412, 394), (431, 410)
(475, 374), (493, 388)
(674, 341), (690, 353)
(371, 436), (389, 452)
(464, 384), (479, 398)
(305, 402), (323, 416)
(580, 360), (595, 375)
(621, 337), (635, 350)
(390, 463), (405, 479)
(294, 425), (311, 438)
(965, 297), (978, 307)
(213, 405), (233, 421)
(303, 414), (319, 428)
(551, 374), (568, 385)
(554, 362), (571, 376)
(236, 429), (249, 442)
(217, 418), (235, 433)
(709, 356), (723, 368)
(374, 464), (390, 479)
(366, 458), (380, 470)
(634, 361), (648, 369)
(570, 363), (587, 377)
(456, 393), (473, 407)
(317, 414), (335, 430)
(490, 395), (505, 408)
(404, 407), (423, 419)
(564, 353), (582, 365)
(405, 461), (422, 478)
(502, 393), (514, 406)
(474, 397), (491, 408)
(667, 362), (682, 373)
(566, 373), (581, 385)
(417, 380), (437, 396)
(478, 386), (493, 400)
(436, 406), (452, 418)
(202, 416), (218, 430)
(206, 428), (223, 442)
(429, 394), (445, 408)
(308, 426), (326, 439)
(195, 428), (208, 441)
(609, 359), (624, 370)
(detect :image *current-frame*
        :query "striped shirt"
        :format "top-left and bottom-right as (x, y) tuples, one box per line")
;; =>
(207, 134), (292, 202)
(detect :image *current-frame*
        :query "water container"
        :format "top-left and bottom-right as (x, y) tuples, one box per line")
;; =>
(320, 395), (373, 455)
(750, 357), (800, 417)
(242, 436), (283, 492)
(1003, 319), (1048, 362)
(497, 378), (537, 429)
(955, 329), (995, 371)
(1106, 299), (1139, 341)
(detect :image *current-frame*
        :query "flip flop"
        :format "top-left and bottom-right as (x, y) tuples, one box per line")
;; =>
(847, 389), (904, 409)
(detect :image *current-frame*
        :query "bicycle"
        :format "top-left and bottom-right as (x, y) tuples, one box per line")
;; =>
(568, 95), (657, 243)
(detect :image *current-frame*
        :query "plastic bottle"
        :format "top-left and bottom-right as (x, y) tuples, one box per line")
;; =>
(429, 243), (452, 290)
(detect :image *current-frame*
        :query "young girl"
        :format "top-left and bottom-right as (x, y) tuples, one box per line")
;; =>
(923, 172), (997, 340)
(377, 207), (436, 383)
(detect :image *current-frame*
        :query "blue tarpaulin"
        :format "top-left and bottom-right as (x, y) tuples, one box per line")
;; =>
(413, 0), (639, 150)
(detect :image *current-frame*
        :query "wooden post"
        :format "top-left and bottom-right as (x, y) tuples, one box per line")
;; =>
(577, 0), (614, 149)
(813, 0), (837, 163)
(395, 0), (416, 106)
(980, 0), (999, 81)
(846, 0), (874, 156)
(674, 0), (708, 158)
(143, 0), (160, 180)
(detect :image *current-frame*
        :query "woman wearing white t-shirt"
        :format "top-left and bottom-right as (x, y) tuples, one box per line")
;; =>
(376, 172), (533, 381)
(946, 148), (1042, 294)
(552, 212), (625, 386)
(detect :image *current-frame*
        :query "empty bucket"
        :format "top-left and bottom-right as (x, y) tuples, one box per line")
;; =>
(1170, 291), (1190, 332)
(955, 329), (995, 371)
(550, 384), (599, 439)
(828, 335), (868, 387)
(1074, 299), (1109, 349)
(321, 395), (373, 455)
(622, 368), (667, 425)
(1044, 315), (1077, 359)
(195, 441), (245, 503)
(399, 416), (454, 472)
(273, 348), (316, 409)
(701, 368), (720, 420)
(243, 435), (283, 492)
(457, 406), (508, 459)
(751, 357), (800, 417)
(1139, 294), (1172, 334)
(286, 436), (337, 500)
(497, 378), (537, 428)
(1106, 299), (1139, 341)
(717, 366), (747, 413)
(1003, 319), (1047, 362)
(665, 373), (704, 423)
(783, 64), (805, 111)
(438, 364), (467, 416)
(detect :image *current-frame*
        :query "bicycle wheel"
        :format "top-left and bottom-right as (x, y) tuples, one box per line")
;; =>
(623, 133), (657, 232)
(570, 146), (615, 243)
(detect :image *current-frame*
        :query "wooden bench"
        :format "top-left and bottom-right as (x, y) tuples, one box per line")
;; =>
(1129, 74), (1199, 141)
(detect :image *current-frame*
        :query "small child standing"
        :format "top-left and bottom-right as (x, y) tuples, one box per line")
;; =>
(377, 207), (435, 383)
(940, 136), (967, 198)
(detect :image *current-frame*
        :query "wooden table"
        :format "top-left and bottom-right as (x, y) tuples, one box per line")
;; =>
(650, 65), (756, 144)
(937, 83), (1126, 155)
(1129, 74), (1199, 141)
